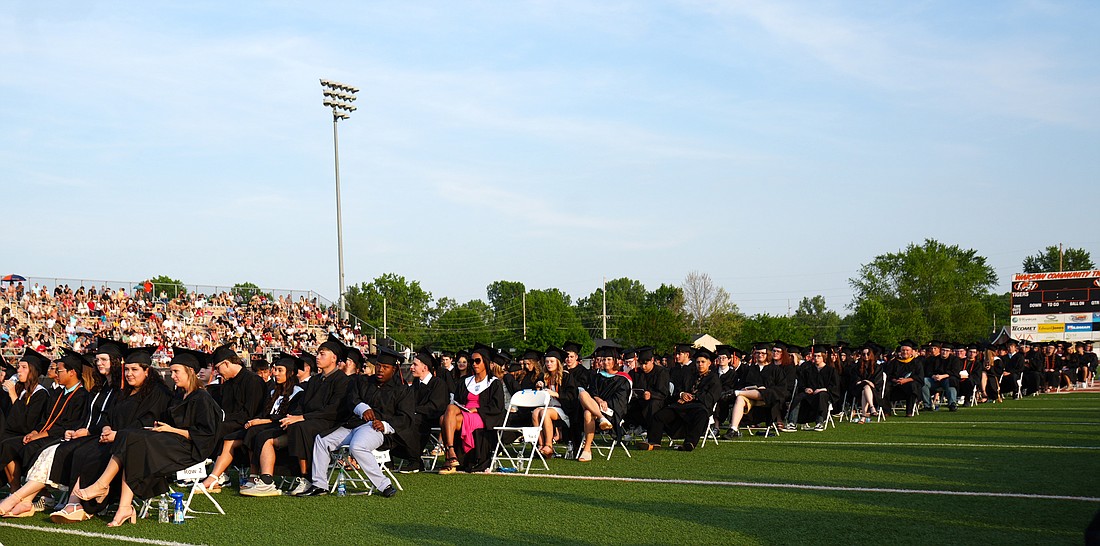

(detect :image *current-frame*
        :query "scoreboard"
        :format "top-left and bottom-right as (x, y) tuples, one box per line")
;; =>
(1010, 270), (1100, 341)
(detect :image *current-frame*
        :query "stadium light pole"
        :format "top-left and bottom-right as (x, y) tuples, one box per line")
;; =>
(320, 78), (358, 321)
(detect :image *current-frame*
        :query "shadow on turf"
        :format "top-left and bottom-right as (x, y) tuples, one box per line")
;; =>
(374, 522), (599, 546)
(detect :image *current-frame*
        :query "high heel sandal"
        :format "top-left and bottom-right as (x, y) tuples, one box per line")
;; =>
(50, 502), (92, 524)
(75, 483), (109, 503)
(107, 506), (136, 527)
(439, 446), (460, 475)
(1, 497), (35, 518)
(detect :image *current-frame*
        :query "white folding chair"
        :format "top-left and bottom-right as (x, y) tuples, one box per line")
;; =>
(327, 446), (403, 495)
(137, 459), (225, 519)
(490, 389), (551, 474)
(700, 405), (721, 447)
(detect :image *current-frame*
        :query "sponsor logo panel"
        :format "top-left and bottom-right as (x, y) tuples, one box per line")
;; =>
(1038, 323), (1065, 333)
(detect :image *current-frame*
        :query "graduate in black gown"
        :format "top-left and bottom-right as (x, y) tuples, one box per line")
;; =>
(573, 346), (632, 462)
(0, 348), (54, 491)
(209, 343), (266, 443)
(645, 347), (722, 451)
(49, 345), (173, 523)
(75, 347), (222, 527)
(242, 341), (350, 497)
(785, 346), (839, 430)
(203, 351), (303, 492)
(439, 344), (506, 474)
(0, 349), (87, 517)
(885, 340), (924, 416)
(626, 347), (670, 432)
(392, 350), (449, 472)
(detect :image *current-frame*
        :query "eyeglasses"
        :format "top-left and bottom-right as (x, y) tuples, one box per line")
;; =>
(472, 358), (483, 364)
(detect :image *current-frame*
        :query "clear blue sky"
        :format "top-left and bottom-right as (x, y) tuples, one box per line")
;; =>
(2, 1), (1097, 315)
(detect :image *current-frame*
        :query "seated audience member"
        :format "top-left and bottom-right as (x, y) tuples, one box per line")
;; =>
(786, 346), (839, 431)
(925, 343), (962, 411)
(203, 351), (303, 491)
(531, 346), (577, 457)
(722, 342), (772, 439)
(573, 346), (631, 462)
(1, 348), (77, 491)
(393, 350), (448, 472)
(626, 347), (669, 434)
(643, 347), (722, 451)
(439, 344), (506, 474)
(885, 340), (922, 417)
(298, 347), (413, 497)
(242, 340), (350, 497)
(209, 343), (266, 443)
(75, 348), (222, 527)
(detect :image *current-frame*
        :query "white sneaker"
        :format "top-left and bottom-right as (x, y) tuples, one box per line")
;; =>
(240, 480), (281, 497)
(287, 477), (311, 496)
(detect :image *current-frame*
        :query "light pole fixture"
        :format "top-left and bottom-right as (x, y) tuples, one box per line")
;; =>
(320, 78), (358, 321)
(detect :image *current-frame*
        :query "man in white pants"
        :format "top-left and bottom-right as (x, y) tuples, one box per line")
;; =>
(297, 348), (414, 498)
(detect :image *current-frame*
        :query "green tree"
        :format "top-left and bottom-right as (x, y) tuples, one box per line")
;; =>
(519, 288), (589, 353)
(730, 314), (801, 349)
(575, 277), (648, 339)
(850, 239), (998, 342)
(792, 295), (841, 344)
(231, 282), (271, 301)
(1022, 245), (1095, 273)
(149, 275), (186, 299)
(619, 306), (688, 351)
(846, 299), (897, 348)
(432, 306), (493, 352)
(344, 273), (433, 347)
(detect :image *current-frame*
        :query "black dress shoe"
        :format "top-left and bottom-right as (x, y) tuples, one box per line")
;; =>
(296, 485), (328, 497)
(378, 485), (398, 498)
(675, 442), (695, 452)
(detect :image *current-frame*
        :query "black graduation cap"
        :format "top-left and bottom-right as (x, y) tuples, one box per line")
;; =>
(21, 347), (52, 376)
(594, 346), (619, 359)
(635, 346), (655, 362)
(562, 341), (583, 355)
(376, 347), (404, 367)
(211, 343), (237, 365)
(752, 341), (772, 352)
(273, 351), (300, 374)
(298, 349), (317, 371)
(862, 342), (884, 355)
(492, 351), (512, 367)
(471, 343), (495, 363)
(622, 348), (638, 360)
(455, 350), (471, 361)
(346, 346), (364, 366)
(440, 350), (455, 359)
(811, 344), (831, 353)
(95, 338), (126, 359)
(897, 339), (918, 350)
(413, 350), (436, 371)
(693, 347), (716, 361)
(171, 347), (210, 373)
(319, 333), (348, 362)
(771, 340), (788, 351)
(124, 346), (157, 366)
(715, 345), (734, 357)
(673, 343), (694, 354)
(520, 349), (542, 362)
(543, 346), (565, 361)
(58, 348), (85, 375)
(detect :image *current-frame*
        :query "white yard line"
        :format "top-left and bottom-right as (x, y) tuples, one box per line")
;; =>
(0, 521), (205, 546)
(752, 440), (1100, 450)
(500, 473), (1100, 502)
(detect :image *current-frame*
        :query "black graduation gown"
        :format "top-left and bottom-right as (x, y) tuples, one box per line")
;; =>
(587, 371), (631, 422)
(413, 374), (450, 426)
(629, 365), (671, 425)
(436, 367), (459, 397)
(216, 368), (266, 439)
(284, 369), (350, 459)
(110, 388), (222, 499)
(647, 369), (722, 446)
(58, 383), (172, 488)
(338, 374), (416, 455)
(455, 377), (506, 471)
(0, 385), (53, 466)
(849, 361), (885, 407)
(886, 358), (923, 410)
(792, 364), (838, 423)
(10, 386), (88, 468)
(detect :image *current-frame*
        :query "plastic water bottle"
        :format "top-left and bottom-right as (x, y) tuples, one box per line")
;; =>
(170, 492), (185, 524)
(157, 495), (170, 523)
(336, 481), (346, 497)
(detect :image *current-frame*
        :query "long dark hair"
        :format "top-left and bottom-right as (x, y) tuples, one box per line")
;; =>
(263, 365), (300, 415)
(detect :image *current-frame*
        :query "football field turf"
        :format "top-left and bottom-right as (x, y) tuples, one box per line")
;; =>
(2, 392), (1098, 545)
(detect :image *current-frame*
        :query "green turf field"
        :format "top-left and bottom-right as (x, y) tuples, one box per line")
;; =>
(1, 393), (1098, 545)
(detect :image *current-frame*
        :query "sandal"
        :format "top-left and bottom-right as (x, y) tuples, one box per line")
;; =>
(577, 451), (592, 462)
(2, 499), (36, 518)
(50, 502), (92, 524)
(439, 446), (460, 475)
(539, 445), (554, 457)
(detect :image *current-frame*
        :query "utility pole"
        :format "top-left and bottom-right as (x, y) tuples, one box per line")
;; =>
(522, 291), (527, 341)
(1059, 243), (1064, 272)
(601, 277), (607, 339)
(383, 297), (387, 339)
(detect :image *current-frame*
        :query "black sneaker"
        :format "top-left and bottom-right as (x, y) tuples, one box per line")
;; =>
(296, 485), (328, 497)
(675, 442), (695, 452)
(378, 485), (398, 498)
(722, 430), (741, 440)
(948, 403), (958, 412)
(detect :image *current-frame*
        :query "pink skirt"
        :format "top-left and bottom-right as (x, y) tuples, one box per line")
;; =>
(459, 393), (484, 453)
